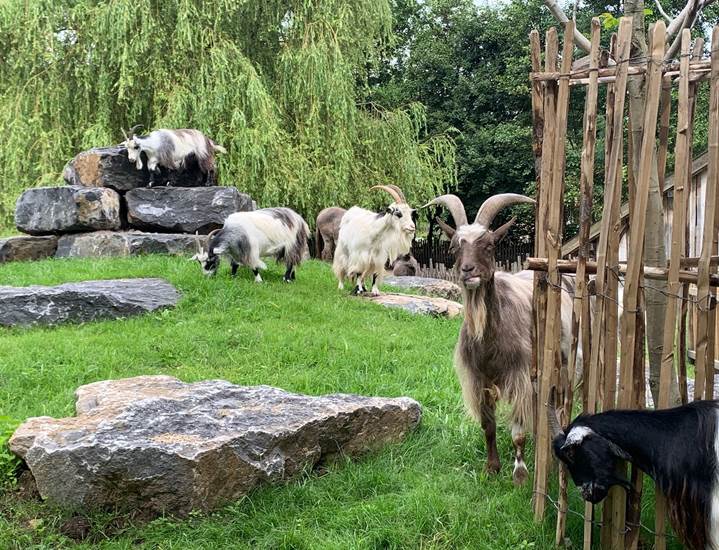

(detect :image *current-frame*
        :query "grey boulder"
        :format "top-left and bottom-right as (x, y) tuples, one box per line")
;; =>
(0, 236), (58, 263)
(364, 292), (463, 318)
(56, 231), (207, 258)
(15, 187), (121, 235)
(126, 187), (253, 234)
(0, 278), (179, 327)
(63, 146), (217, 191)
(9, 375), (422, 515)
(382, 276), (462, 302)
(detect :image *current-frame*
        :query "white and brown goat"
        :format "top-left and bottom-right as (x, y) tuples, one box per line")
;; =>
(333, 185), (416, 295)
(122, 125), (227, 186)
(424, 193), (575, 484)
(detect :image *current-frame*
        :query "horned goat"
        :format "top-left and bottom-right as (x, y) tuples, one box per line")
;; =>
(549, 394), (719, 550)
(333, 185), (416, 295)
(423, 193), (575, 485)
(121, 125), (227, 186)
(315, 207), (347, 261)
(192, 207), (309, 282)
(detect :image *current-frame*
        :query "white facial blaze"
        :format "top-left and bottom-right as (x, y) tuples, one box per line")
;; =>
(455, 224), (488, 245)
(565, 426), (594, 446)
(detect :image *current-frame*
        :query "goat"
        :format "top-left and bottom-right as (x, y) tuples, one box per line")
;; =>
(423, 193), (574, 485)
(121, 125), (227, 186)
(548, 394), (719, 550)
(333, 185), (416, 296)
(192, 207), (309, 282)
(315, 207), (347, 261)
(391, 253), (420, 276)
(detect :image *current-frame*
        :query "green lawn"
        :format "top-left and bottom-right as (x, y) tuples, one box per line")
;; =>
(0, 256), (674, 549)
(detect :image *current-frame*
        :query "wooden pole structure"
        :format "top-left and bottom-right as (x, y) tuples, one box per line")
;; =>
(693, 26), (719, 401)
(553, 18), (601, 549)
(534, 20), (573, 522)
(655, 28), (691, 550)
(679, 37), (706, 405)
(618, 21), (666, 549)
(529, 29), (545, 440)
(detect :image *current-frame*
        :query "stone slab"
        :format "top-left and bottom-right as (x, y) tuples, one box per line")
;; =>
(126, 187), (252, 234)
(382, 276), (462, 302)
(55, 231), (207, 258)
(9, 375), (421, 515)
(0, 236), (58, 263)
(15, 187), (121, 235)
(364, 292), (463, 318)
(0, 278), (179, 327)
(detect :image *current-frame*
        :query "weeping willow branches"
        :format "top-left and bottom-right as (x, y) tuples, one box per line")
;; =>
(0, 0), (455, 228)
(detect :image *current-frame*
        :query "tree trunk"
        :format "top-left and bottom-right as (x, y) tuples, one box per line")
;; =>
(625, 0), (678, 405)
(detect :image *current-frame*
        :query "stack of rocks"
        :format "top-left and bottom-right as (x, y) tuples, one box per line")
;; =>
(4, 146), (254, 262)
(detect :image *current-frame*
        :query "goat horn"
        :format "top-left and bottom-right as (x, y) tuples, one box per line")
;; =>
(121, 127), (129, 141)
(129, 124), (144, 136)
(422, 194), (468, 227)
(370, 185), (404, 204)
(475, 193), (535, 228)
(547, 387), (563, 440)
(194, 231), (202, 255)
(384, 184), (406, 203)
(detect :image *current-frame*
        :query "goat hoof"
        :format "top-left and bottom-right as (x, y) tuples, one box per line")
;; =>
(512, 463), (529, 486)
(485, 461), (501, 475)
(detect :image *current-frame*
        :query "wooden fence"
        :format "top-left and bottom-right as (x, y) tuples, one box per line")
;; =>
(528, 19), (718, 550)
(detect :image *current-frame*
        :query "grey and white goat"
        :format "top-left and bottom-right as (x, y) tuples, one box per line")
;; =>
(315, 206), (347, 261)
(121, 125), (227, 186)
(424, 193), (575, 485)
(192, 207), (309, 282)
(333, 185), (416, 295)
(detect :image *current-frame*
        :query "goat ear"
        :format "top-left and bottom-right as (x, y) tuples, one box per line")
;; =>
(492, 216), (516, 244)
(608, 441), (631, 461)
(435, 217), (455, 239)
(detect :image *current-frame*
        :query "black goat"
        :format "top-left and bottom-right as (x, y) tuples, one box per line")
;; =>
(549, 395), (719, 550)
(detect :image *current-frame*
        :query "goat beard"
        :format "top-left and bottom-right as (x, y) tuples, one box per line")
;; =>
(463, 285), (488, 340)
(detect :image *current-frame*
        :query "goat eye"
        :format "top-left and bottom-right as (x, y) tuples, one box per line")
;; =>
(394, 211), (403, 218)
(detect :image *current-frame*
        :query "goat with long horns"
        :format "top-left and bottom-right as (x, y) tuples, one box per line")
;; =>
(423, 192), (576, 484)
(333, 184), (417, 295)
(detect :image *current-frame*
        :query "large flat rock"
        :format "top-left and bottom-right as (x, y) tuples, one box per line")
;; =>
(126, 187), (252, 234)
(15, 186), (121, 235)
(55, 231), (207, 258)
(0, 278), (179, 327)
(9, 376), (421, 515)
(63, 146), (217, 191)
(364, 292), (463, 318)
(0, 236), (58, 263)
(382, 276), (462, 301)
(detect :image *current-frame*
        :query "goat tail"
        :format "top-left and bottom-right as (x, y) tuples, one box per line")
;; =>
(212, 142), (227, 154)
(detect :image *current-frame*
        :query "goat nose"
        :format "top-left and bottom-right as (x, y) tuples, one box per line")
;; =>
(461, 264), (474, 273)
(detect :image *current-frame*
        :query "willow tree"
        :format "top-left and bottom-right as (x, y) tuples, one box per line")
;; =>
(0, 0), (455, 228)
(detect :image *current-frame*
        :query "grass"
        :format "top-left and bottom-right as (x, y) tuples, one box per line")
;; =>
(0, 256), (678, 549)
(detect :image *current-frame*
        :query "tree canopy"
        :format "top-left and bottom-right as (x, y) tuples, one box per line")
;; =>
(0, 0), (456, 229)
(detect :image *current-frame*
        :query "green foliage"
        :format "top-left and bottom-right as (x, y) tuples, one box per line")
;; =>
(0, 0), (456, 229)
(0, 417), (20, 488)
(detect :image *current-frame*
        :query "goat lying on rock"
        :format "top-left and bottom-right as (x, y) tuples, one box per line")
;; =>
(193, 207), (309, 282)
(122, 125), (226, 186)
(423, 192), (575, 485)
(549, 394), (719, 550)
(333, 185), (416, 295)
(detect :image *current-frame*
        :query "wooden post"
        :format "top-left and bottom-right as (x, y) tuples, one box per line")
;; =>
(618, 21), (666, 550)
(530, 29), (545, 439)
(554, 18), (601, 549)
(532, 23), (557, 506)
(694, 26), (719, 401)
(534, 20), (573, 522)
